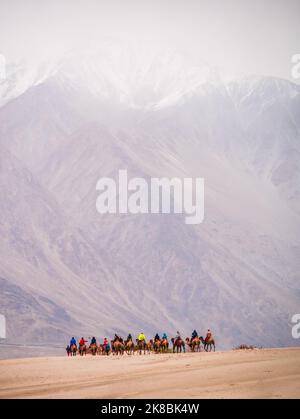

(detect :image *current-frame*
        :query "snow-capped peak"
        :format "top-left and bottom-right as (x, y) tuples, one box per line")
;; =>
(1, 42), (299, 110)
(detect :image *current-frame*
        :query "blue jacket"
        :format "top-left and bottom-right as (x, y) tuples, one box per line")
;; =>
(70, 338), (76, 346)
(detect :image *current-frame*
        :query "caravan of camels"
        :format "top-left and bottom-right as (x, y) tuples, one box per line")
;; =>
(66, 330), (215, 356)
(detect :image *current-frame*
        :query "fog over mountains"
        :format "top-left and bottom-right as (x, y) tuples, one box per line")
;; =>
(0, 46), (300, 350)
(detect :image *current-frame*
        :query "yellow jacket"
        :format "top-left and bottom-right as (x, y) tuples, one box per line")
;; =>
(138, 333), (146, 341)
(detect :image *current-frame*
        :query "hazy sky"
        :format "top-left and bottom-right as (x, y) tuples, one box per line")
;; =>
(0, 0), (299, 81)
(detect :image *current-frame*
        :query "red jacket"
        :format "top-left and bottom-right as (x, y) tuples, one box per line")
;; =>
(79, 339), (87, 346)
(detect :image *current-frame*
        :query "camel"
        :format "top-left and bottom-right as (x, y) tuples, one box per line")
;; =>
(171, 337), (186, 353)
(125, 339), (135, 355)
(160, 338), (169, 353)
(136, 339), (153, 355)
(186, 337), (201, 352)
(70, 344), (77, 356)
(89, 343), (97, 356)
(200, 336), (216, 352)
(113, 340), (124, 355)
(136, 339), (148, 355)
(79, 344), (87, 356)
(97, 344), (109, 356)
(101, 343), (110, 356)
(97, 344), (104, 355)
(146, 340), (154, 354)
(153, 339), (161, 353)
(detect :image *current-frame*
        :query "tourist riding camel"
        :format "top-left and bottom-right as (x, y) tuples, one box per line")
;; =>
(114, 334), (122, 342)
(78, 337), (88, 356)
(69, 337), (77, 356)
(138, 332), (146, 342)
(186, 336), (201, 352)
(70, 337), (76, 347)
(79, 337), (87, 347)
(201, 329), (215, 351)
(192, 330), (198, 339)
(206, 329), (213, 341)
(136, 333), (147, 355)
(154, 333), (160, 342)
(125, 338), (135, 354)
(171, 334), (185, 353)
(160, 334), (169, 352)
(102, 338), (110, 355)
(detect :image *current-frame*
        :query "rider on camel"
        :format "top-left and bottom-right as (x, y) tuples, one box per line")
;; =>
(175, 331), (181, 340)
(154, 333), (160, 342)
(114, 334), (124, 343)
(138, 332), (146, 342)
(192, 330), (198, 340)
(79, 337), (87, 347)
(70, 337), (76, 347)
(206, 329), (212, 341)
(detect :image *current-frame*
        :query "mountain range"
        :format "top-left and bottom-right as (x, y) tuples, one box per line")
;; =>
(0, 47), (299, 350)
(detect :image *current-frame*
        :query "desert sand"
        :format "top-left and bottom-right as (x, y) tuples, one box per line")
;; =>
(0, 348), (300, 399)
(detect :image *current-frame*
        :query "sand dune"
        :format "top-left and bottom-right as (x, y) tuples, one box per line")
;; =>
(0, 348), (299, 399)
